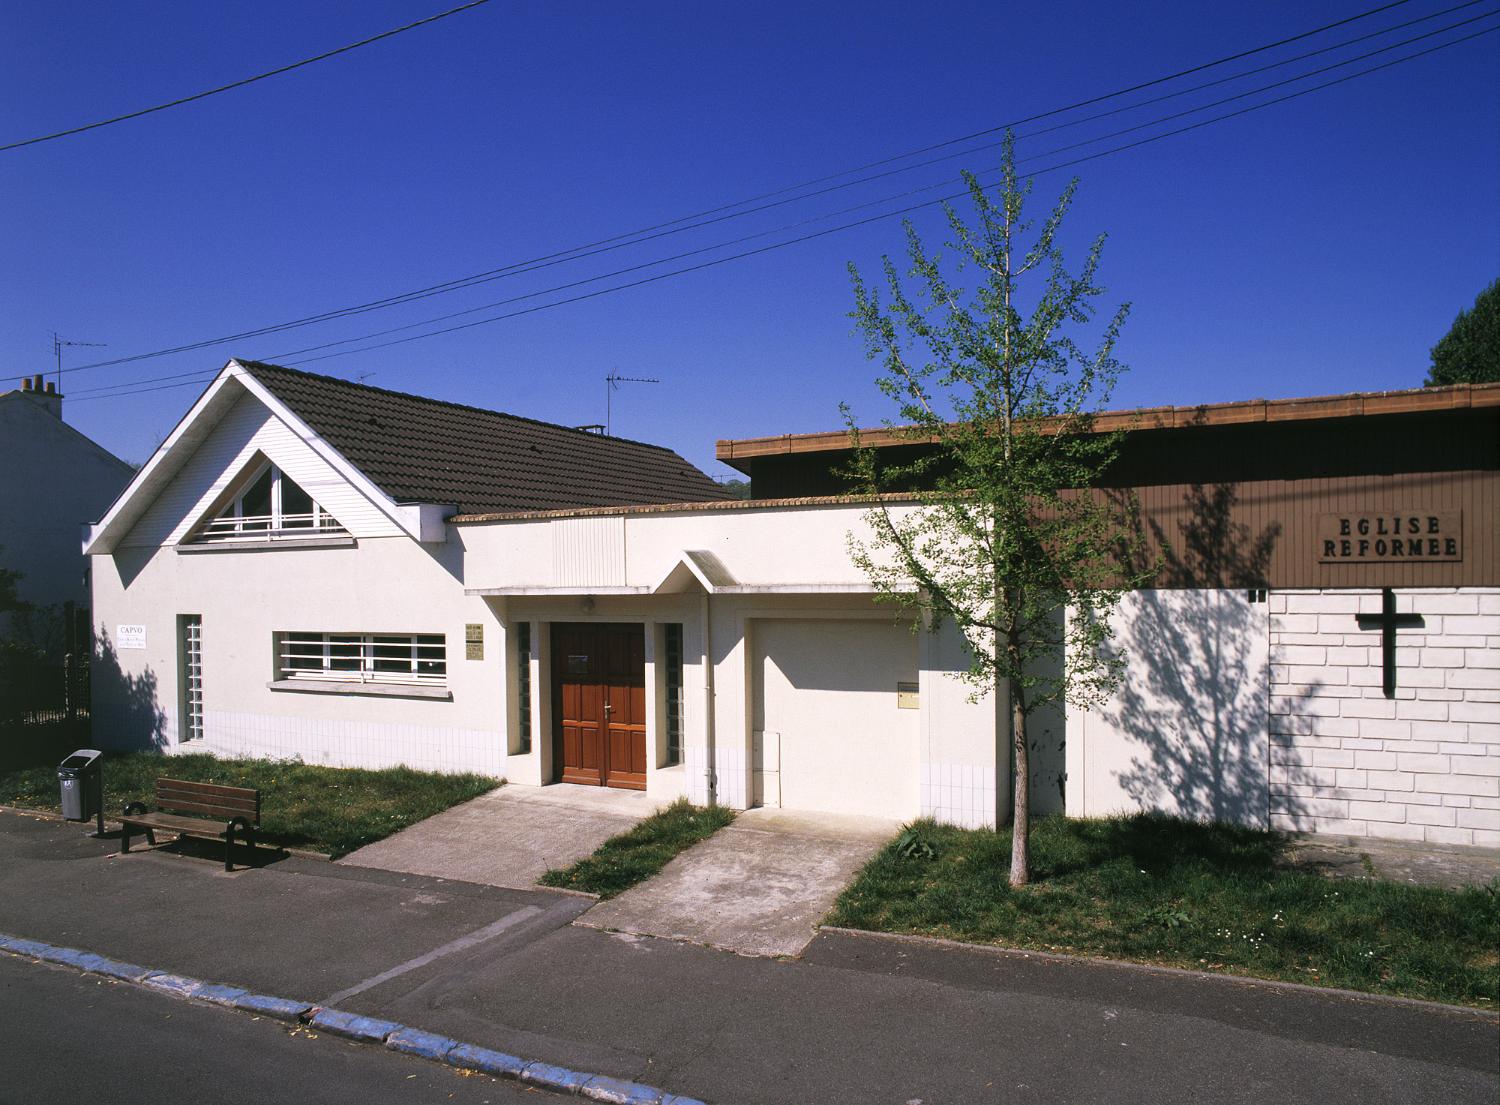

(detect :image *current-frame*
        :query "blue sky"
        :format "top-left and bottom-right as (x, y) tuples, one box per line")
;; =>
(3, 1), (1496, 475)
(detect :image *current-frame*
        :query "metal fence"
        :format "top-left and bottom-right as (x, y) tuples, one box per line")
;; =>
(0, 604), (91, 725)
(1, 649), (90, 725)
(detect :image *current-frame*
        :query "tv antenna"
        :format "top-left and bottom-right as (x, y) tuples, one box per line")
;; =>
(52, 332), (106, 392)
(605, 371), (658, 436)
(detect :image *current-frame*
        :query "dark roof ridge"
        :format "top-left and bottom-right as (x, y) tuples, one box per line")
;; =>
(234, 358), (682, 456)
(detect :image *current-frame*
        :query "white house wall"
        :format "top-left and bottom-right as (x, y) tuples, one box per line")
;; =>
(1065, 589), (1271, 828)
(96, 478), (1500, 847)
(118, 390), (405, 548)
(92, 535), (504, 776)
(753, 618), (921, 819)
(462, 500), (920, 591)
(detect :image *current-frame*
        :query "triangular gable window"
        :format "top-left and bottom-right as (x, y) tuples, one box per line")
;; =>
(194, 461), (346, 543)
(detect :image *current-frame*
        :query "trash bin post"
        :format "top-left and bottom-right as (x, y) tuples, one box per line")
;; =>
(92, 754), (106, 838)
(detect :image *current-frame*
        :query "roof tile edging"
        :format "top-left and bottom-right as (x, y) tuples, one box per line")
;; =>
(450, 491), (923, 524)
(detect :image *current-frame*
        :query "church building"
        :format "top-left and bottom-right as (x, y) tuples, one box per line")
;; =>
(86, 361), (1499, 847)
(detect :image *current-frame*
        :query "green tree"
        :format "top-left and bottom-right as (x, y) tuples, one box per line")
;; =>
(843, 134), (1149, 886)
(1426, 277), (1500, 386)
(0, 557), (20, 619)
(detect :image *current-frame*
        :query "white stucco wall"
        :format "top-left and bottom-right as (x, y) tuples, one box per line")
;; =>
(92, 534), (506, 776)
(88, 392), (508, 775)
(1267, 588), (1500, 847)
(92, 437), (1006, 819)
(752, 617), (920, 819)
(1066, 590), (1271, 828)
(462, 511), (1006, 825)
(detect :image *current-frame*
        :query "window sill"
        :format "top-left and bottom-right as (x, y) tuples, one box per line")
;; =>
(178, 537), (356, 554)
(266, 679), (451, 701)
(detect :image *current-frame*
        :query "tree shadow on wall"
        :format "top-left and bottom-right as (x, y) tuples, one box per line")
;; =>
(1106, 484), (1292, 827)
(91, 627), (168, 752)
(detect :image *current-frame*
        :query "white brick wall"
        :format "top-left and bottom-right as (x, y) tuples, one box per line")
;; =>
(1268, 588), (1500, 847)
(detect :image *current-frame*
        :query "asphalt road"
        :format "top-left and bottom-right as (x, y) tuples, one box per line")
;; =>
(2, 809), (1496, 1105)
(0, 954), (560, 1105)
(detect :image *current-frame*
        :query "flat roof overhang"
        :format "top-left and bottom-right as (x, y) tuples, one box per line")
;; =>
(714, 381), (1500, 469)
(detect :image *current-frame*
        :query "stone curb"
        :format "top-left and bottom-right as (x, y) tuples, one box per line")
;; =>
(0, 931), (708, 1103)
(818, 926), (1500, 1021)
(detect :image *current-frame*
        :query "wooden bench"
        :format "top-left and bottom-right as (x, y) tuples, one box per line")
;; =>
(120, 779), (262, 871)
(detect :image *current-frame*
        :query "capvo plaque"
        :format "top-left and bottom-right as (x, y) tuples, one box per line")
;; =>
(1318, 510), (1462, 563)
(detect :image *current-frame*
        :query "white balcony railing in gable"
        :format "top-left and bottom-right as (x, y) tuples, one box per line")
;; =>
(193, 512), (348, 543)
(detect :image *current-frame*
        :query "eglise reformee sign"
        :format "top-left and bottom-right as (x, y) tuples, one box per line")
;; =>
(1318, 511), (1463, 563)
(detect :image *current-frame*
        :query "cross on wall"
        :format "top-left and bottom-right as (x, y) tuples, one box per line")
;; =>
(1355, 588), (1425, 699)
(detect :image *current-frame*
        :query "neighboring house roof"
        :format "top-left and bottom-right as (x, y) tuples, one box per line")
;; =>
(237, 360), (728, 514)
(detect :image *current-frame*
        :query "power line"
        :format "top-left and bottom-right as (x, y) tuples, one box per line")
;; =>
(275, 27), (1500, 367)
(70, 20), (1497, 401)
(1, 0), (494, 153)
(226, 12), (1500, 362)
(28, 0), (1445, 383)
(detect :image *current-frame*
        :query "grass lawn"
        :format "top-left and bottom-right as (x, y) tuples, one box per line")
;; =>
(827, 814), (1500, 1009)
(0, 721), (498, 859)
(540, 798), (734, 898)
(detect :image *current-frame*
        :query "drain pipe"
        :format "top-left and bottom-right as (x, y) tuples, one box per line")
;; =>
(701, 592), (717, 805)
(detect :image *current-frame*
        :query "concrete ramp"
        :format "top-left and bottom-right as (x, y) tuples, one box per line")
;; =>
(578, 807), (897, 957)
(338, 783), (659, 890)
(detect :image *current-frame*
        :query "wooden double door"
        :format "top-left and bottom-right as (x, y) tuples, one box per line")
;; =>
(552, 623), (647, 790)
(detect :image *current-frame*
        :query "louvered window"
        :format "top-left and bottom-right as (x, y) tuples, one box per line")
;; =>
(278, 633), (446, 685)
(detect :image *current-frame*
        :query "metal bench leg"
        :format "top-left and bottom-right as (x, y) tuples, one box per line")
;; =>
(120, 826), (129, 855)
(225, 818), (252, 872)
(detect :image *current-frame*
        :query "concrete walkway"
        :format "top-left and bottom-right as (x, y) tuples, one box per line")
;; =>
(579, 806), (898, 957)
(339, 783), (659, 890)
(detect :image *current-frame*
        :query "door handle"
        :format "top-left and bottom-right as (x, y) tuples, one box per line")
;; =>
(603, 704), (614, 715)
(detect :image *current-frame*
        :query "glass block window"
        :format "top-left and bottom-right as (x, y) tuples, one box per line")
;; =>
(664, 623), (684, 767)
(180, 615), (203, 741)
(517, 622), (532, 755)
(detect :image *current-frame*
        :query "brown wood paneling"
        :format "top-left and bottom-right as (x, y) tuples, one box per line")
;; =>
(721, 397), (1498, 590)
(1106, 469), (1498, 589)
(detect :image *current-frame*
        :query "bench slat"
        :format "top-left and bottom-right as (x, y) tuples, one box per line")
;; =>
(120, 812), (236, 838)
(155, 786), (258, 811)
(154, 778), (258, 801)
(151, 797), (258, 822)
(154, 778), (259, 823)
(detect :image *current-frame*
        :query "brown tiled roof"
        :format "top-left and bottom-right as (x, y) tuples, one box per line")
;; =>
(238, 360), (729, 514)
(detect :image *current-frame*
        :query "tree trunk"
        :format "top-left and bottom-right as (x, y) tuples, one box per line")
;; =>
(1008, 664), (1030, 888)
